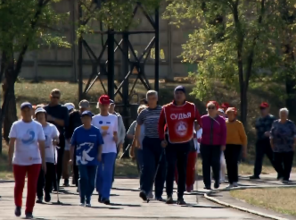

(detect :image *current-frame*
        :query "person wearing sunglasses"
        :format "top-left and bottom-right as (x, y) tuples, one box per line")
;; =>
(250, 102), (278, 180)
(44, 88), (69, 191)
(8, 102), (46, 219)
(200, 101), (227, 190)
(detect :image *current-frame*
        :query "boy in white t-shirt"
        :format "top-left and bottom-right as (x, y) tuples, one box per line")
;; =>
(93, 95), (118, 205)
(35, 108), (60, 204)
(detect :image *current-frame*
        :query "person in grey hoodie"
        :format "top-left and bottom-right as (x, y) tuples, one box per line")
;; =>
(108, 99), (126, 184)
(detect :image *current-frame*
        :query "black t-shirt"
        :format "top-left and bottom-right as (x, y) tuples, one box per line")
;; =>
(44, 104), (69, 136)
(65, 110), (82, 140)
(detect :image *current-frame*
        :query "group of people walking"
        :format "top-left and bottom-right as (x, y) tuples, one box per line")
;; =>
(6, 86), (295, 218)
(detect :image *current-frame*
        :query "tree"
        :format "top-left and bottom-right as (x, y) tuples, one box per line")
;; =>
(0, 0), (70, 153)
(164, 0), (295, 125)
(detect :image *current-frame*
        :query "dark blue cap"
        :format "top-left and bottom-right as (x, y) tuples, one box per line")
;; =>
(174, 85), (186, 94)
(20, 102), (32, 110)
(81, 110), (93, 117)
(109, 99), (115, 104)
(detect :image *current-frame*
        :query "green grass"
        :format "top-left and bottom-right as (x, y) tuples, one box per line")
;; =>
(231, 188), (296, 216)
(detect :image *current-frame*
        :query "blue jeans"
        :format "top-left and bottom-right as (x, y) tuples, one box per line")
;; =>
(96, 153), (117, 199)
(136, 148), (144, 186)
(140, 137), (166, 198)
(78, 165), (97, 204)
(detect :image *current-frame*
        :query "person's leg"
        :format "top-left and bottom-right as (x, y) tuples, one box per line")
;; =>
(176, 142), (190, 201)
(73, 146), (79, 186)
(136, 148), (144, 187)
(36, 167), (44, 200)
(200, 144), (211, 188)
(154, 139), (166, 199)
(165, 143), (177, 198)
(96, 162), (103, 197)
(140, 137), (156, 199)
(186, 151), (197, 189)
(253, 140), (265, 178)
(62, 150), (70, 186)
(211, 145), (221, 188)
(283, 152), (294, 181)
(78, 165), (88, 204)
(86, 166), (97, 204)
(56, 146), (65, 188)
(13, 165), (27, 209)
(264, 140), (278, 173)
(44, 163), (55, 202)
(101, 153), (117, 200)
(25, 164), (41, 215)
(273, 152), (283, 179)
(224, 144), (233, 184)
(232, 145), (242, 184)
(220, 152), (226, 182)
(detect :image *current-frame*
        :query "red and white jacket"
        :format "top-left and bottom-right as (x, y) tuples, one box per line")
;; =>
(158, 101), (202, 144)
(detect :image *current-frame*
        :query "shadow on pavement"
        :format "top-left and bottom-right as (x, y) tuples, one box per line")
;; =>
(90, 206), (122, 210)
(108, 202), (141, 207)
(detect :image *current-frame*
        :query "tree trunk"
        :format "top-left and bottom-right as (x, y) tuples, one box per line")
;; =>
(240, 84), (248, 126)
(2, 62), (17, 143)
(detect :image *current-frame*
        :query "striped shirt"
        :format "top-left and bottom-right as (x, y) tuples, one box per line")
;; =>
(137, 105), (162, 138)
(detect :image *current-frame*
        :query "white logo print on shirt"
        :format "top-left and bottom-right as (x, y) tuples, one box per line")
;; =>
(76, 142), (95, 165)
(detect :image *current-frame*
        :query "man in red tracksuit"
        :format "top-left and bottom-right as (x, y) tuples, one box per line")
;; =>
(158, 85), (201, 205)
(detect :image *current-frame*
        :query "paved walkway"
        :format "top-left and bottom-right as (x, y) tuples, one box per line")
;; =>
(0, 178), (267, 220)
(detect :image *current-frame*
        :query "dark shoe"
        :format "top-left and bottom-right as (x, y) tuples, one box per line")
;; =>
(25, 212), (34, 219)
(102, 198), (110, 205)
(214, 182), (220, 189)
(15, 206), (21, 217)
(63, 179), (69, 187)
(45, 193), (51, 203)
(282, 180), (290, 184)
(139, 191), (147, 201)
(98, 195), (103, 203)
(249, 175), (260, 180)
(277, 174), (283, 180)
(155, 196), (163, 201)
(36, 197), (43, 204)
(177, 198), (186, 205)
(204, 186), (211, 190)
(166, 196), (174, 204)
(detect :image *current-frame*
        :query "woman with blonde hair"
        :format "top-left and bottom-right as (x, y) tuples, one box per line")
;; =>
(225, 107), (247, 187)
(200, 101), (227, 190)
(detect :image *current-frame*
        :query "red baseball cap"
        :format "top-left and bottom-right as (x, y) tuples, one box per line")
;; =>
(260, 102), (269, 108)
(98, 95), (110, 105)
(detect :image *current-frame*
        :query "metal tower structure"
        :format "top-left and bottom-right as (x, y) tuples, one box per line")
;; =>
(77, 0), (159, 123)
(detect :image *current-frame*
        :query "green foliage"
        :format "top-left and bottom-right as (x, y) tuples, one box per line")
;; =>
(0, 0), (70, 58)
(164, 0), (296, 102)
(78, 0), (161, 36)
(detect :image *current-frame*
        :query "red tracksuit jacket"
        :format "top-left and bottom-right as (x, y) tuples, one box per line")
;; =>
(158, 101), (202, 143)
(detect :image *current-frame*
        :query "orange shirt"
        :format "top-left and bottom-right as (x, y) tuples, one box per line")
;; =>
(226, 119), (247, 146)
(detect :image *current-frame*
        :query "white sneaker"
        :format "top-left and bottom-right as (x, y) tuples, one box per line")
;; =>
(226, 184), (233, 188)
(233, 182), (238, 187)
(85, 203), (91, 207)
(80, 203), (85, 206)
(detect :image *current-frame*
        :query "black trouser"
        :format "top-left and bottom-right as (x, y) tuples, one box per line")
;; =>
(53, 136), (65, 189)
(274, 152), (294, 181)
(254, 139), (277, 177)
(37, 163), (55, 198)
(72, 145), (79, 186)
(225, 144), (242, 184)
(165, 141), (190, 199)
(200, 144), (221, 187)
(140, 137), (166, 198)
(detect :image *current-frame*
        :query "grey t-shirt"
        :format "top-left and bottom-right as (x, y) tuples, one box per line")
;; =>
(127, 120), (145, 149)
(136, 106), (162, 139)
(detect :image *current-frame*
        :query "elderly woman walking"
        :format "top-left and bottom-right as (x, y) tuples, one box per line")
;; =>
(270, 108), (296, 183)
(8, 102), (46, 219)
(200, 101), (227, 190)
(225, 107), (247, 187)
